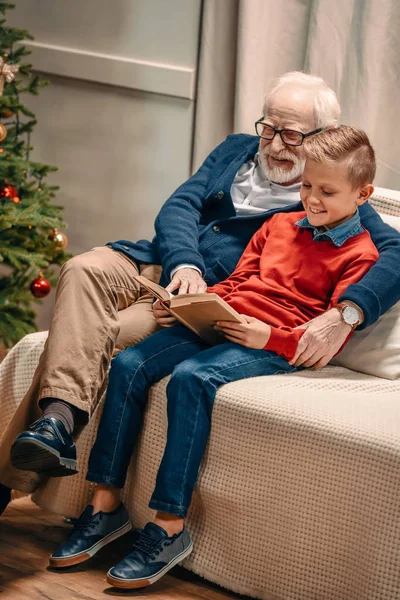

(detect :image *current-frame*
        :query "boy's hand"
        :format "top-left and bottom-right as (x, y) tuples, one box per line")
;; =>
(214, 315), (271, 349)
(153, 299), (177, 327)
(289, 308), (351, 368)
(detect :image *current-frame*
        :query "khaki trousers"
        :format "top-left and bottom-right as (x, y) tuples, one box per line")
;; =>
(0, 246), (161, 492)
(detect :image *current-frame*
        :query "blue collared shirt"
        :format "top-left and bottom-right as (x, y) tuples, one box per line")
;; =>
(295, 210), (364, 247)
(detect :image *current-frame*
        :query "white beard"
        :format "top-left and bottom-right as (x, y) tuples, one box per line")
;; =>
(259, 150), (305, 185)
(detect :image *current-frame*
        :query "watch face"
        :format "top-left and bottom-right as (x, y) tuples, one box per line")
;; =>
(342, 305), (359, 325)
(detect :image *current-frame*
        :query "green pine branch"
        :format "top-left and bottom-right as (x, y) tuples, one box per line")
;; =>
(0, 3), (71, 347)
(0, 304), (36, 347)
(0, 4), (16, 15)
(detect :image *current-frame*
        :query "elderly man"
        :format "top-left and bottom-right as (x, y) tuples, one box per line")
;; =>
(1, 71), (399, 515)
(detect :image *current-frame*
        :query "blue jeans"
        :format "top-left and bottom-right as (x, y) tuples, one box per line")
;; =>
(86, 325), (299, 517)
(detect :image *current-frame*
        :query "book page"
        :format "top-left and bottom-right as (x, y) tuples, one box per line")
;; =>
(133, 275), (172, 303)
(133, 275), (245, 345)
(171, 293), (245, 322)
(171, 296), (245, 345)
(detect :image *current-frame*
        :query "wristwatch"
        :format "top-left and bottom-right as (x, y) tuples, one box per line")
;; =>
(334, 303), (362, 330)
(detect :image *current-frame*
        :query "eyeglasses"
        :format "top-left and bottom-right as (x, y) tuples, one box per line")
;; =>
(255, 119), (322, 147)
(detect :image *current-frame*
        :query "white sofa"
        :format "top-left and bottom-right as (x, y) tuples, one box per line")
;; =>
(1, 189), (400, 600)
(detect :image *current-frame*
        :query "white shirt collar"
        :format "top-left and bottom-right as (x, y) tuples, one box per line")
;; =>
(231, 153), (301, 214)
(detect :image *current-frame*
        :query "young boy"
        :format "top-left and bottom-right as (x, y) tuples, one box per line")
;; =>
(50, 126), (378, 588)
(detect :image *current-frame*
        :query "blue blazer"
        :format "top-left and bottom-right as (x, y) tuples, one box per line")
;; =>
(109, 134), (400, 328)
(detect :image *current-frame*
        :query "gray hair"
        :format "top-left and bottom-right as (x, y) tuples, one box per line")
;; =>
(263, 71), (341, 129)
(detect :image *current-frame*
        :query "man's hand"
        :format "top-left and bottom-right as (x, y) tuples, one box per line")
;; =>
(289, 308), (352, 368)
(166, 268), (207, 295)
(153, 299), (177, 327)
(214, 315), (271, 349)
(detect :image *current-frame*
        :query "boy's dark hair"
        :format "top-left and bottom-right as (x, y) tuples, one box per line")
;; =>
(303, 125), (376, 188)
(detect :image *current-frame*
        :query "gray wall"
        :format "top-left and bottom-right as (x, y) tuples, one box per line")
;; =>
(8, 0), (202, 328)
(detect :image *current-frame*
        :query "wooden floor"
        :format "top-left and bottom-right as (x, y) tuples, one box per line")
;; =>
(0, 497), (239, 600)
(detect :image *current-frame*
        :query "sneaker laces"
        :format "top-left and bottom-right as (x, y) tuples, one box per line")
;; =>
(31, 417), (54, 431)
(131, 528), (163, 558)
(71, 510), (103, 536)
(30, 418), (64, 443)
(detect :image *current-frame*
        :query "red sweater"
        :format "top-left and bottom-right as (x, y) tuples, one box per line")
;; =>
(208, 211), (379, 360)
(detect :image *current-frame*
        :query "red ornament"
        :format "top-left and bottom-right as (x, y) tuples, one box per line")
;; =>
(30, 275), (51, 298)
(1, 109), (14, 118)
(0, 183), (18, 199)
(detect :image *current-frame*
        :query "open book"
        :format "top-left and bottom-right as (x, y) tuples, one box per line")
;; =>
(134, 275), (246, 345)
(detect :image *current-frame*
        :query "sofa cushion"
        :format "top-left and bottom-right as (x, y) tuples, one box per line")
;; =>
(331, 212), (400, 380)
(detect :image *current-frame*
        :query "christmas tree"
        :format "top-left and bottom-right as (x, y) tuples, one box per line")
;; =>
(0, 2), (69, 348)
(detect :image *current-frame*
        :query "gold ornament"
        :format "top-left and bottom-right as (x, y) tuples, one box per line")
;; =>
(49, 228), (68, 249)
(0, 57), (19, 96)
(0, 123), (7, 142)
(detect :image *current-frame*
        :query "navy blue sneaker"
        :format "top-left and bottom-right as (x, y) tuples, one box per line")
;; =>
(49, 503), (132, 568)
(106, 522), (193, 589)
(10, 417), (78, 477)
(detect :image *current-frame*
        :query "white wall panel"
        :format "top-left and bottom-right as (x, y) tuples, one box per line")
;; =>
(11, 0), (201, 68)
(8, 0), (202, 329)
(23, 41), (195, 99)
(27, 76), (194, 252)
